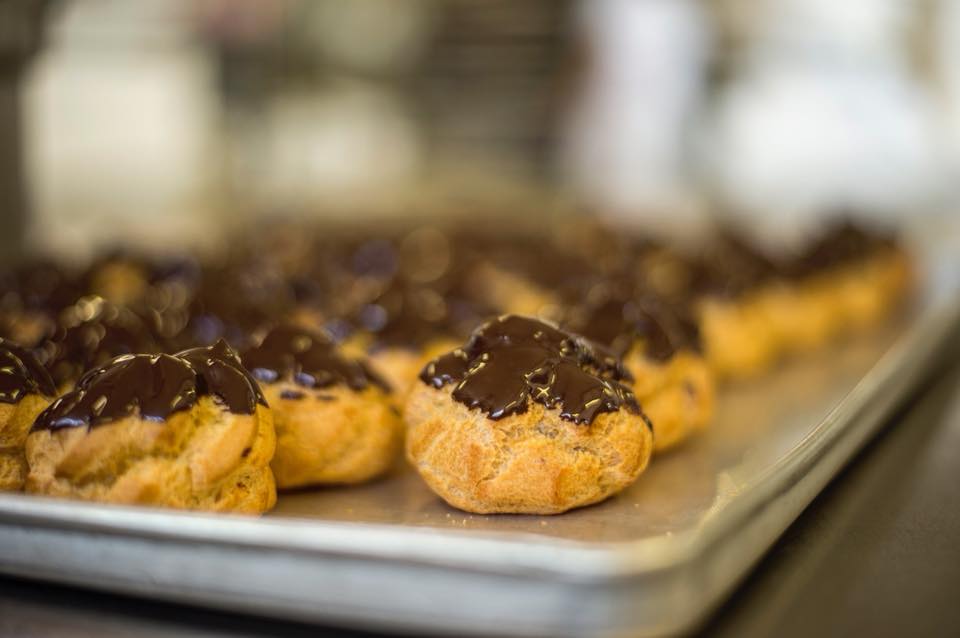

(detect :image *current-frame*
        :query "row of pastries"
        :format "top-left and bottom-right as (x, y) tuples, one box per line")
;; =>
(0, 216), (912, 514)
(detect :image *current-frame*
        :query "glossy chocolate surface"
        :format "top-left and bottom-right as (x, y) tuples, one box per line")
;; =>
(32, 340), (265, 431)
(356, 279), (495, 353)
(242, 324), (387, 395)
(0, 338), (56, 403)
(420, 315), (642, 425)
(332, 228), (498, 352)
(33, 296), (161, 387)
(567, 290), (701, 361)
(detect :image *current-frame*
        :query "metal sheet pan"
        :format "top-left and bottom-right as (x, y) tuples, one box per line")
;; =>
(0, 261), (957, 637)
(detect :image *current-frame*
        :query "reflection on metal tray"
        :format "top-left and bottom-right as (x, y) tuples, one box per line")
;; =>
(0, 269), (957, 637)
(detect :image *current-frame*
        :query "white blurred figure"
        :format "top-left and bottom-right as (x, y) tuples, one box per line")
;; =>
(24, 0), (221, 258)
(560, 0), (711, 239)
(701, 0), (944, 246)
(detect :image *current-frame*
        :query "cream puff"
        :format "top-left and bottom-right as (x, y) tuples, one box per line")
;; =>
(405, 315), (653, 514)
(25, 340), (276, 513)
(241, 324), (402, 489)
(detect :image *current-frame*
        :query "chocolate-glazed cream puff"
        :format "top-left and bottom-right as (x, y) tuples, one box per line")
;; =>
(566, 291), (714, 453)
(405, 315), (653, 515)
(0, 339), (57, 491)
(25, 340), (276, 513)
(782, 221), (912, 334)
(691, 221), (912, 378)
(241, 324), (401, 488)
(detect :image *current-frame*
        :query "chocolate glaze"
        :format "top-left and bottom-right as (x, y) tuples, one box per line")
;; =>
(241, 324), (388, 394)
(419, 315), (643, 426)
(9, 259), (84, 316)
(784, 220), (897, 278)
(357, 279), (496, 353)
(32, 340), (265, 432)
(683, 232), (781, 299)
(566, 287), (701, 361)
(689, 221), (898, 298)
(174, 261), (295, 351)
(0, 338), (56, 403)
(329, 228), (498, 352)
(33, 296), (161, 387)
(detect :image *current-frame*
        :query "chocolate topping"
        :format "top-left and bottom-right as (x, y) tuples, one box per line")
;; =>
(0, 338), (56, 403)
(334, 230), (498, 352)
(567, 291), (701, 361)
(241, 324), (388, 394)
(33, 296), (161, 386)
(675, 220), (899, 299)
(8, 259), (84, 316)
(174, 261), (296, 350)
(419, 315), (642, 425)
(179, 340), (268, 412)
(32, 340), (265, 432)
(356, 279), (495, 353)
(685, 232), (781, 299)
(784, 220), (897, 278)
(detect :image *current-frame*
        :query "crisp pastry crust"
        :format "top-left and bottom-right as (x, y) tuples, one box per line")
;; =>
(623, 350), (714, 453)
(265, 383), (401, 488)
(25, 399), (276, 513)
(754, 282), (838, 354)
(820, 249), (912, 329)
(0, 395), (52, 491)
(698, 294), (780, 379)
(404, 385), (653, 514)
(0, 339), (57, 491)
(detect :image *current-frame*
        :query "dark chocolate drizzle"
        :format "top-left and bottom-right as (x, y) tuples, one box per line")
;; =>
(31, 340), (265, 432)
(33, 296), (161, 387)
(0, 338), (56, 403)
(241, 324), (388, 394)
(172, 260), (296, 351)
(419, 315), (642, 425)
(784, 220), (897, 278)
(689, 220), (899, 297)
(566, 290), (701, 361)
(356, 279), (496, 353)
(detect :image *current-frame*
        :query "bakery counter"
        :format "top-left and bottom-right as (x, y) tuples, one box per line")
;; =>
(1, 354), (959, 637)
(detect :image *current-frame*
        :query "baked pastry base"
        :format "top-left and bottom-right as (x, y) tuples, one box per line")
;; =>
(0, 395), (52, 491)
(404, 385), (653, 515)
(25, 399), (277, 514)
(266, 382), (402, 489)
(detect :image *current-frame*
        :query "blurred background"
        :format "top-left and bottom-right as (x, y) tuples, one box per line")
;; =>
(2, 0), (960, 260)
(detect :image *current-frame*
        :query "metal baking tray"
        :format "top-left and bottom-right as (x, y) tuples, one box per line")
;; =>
(0, 252), (957, 638)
